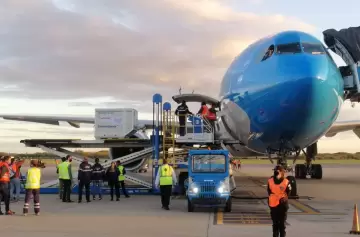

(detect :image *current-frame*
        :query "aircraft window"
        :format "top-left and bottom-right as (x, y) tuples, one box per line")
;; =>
(276, 43), (301, 54)
(261, 45), (275, 61)
(302, 43), (325, 55)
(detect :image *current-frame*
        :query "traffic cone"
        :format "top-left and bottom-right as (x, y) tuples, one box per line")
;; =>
(350, 204), (360, 234)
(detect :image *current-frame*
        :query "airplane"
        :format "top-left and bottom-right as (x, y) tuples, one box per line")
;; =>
(1, 27), (360, 186)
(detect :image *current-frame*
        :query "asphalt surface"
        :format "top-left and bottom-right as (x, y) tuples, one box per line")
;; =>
(1, 163), (358, 237)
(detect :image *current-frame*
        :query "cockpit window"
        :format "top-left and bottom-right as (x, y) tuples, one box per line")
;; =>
(261, 45), (274, 61)
(302, 43), (325, 55)
(276, 43), (301, 54)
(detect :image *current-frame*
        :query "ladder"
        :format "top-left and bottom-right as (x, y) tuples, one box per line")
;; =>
(162, 110), (176, 165)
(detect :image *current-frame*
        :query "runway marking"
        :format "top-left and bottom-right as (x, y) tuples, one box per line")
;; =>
(216, 210), (223, 224)
(288, 199), (320, 214)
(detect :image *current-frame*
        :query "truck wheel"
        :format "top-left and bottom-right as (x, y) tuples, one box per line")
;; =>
(225, 197), (232, 212)
(187, 198), (194, 212)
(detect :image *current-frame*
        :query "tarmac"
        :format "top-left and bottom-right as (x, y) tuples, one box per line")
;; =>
(1, 163), (359, 237)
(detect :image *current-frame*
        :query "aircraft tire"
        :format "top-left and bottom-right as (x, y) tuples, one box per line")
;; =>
(294, 164), (300, 178)
(286, 175), (297, 197)
(297, 164), (307, 179)
(311, 164), (322, 179)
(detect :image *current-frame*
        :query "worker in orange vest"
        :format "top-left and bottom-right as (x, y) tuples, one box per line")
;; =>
(10, 157), (25, 202)
(267, 165), (291, 237)
(0, 156), (15, 215)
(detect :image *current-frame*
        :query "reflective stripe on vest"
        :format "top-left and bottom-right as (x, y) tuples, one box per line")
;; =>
(25, 167), (41, 189)
(118, 166), (125, 181)
(268, 178), (289, 207)
(58, 161), (70, 180)
(159, 164), (173, 186)
(0, 163), (10, 182)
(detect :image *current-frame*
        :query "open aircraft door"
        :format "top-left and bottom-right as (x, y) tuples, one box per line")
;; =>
(323, 27), (360, 102)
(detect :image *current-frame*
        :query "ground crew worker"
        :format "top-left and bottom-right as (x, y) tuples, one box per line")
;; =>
(116, 161), (130, 198)
(155, 159), (177, 210)
(197, 102), (209, 116)
(23, 159), (41, 216)
(91, 157), (105, 200)
(56, 157), (67, 199)
(58, 156), (73, 202)
(0, 156), (15, 215)
(9, 157), (25, 202)
(207, 103), (217, 131)
(106, 162), (120, 201)
(78, 157), (92, 203)
(267, 165), (291, 237)
(175, 101), (193, 136)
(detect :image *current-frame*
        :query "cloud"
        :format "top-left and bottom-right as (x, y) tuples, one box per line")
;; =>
(0, 0), (315, 108)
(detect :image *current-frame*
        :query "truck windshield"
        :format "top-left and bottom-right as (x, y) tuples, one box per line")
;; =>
(191, 154), (226, 173)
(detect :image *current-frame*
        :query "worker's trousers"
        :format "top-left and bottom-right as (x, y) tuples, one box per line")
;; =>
(78, 181), (91, 202)
(179, 117), (186, 136)
(119, 181), (130, 197)
(10, 177), (21, 201)
(92, 180), (103, 199)
(160, 185), (172, 208)
(61, 179), (72, 202)
(23, 189), (40, 214)
(58, 179), (63, 199)
(0, 182), (10, 213)
(270, 204), (288, 237)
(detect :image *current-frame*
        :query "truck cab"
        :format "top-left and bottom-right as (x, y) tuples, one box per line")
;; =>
(185, 149), (233, 212)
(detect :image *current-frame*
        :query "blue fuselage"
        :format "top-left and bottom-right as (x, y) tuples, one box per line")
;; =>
(219, 31), (344, 153)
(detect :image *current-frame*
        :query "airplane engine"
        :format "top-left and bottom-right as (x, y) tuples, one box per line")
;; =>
(109, 147), (148, 172)
(108, 130), (150, 172)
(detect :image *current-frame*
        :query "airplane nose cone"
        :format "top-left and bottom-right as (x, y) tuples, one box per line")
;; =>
(257, 56), (343, 148)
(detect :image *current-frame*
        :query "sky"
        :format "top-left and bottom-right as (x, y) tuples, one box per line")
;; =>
(0, 0), (360, 153)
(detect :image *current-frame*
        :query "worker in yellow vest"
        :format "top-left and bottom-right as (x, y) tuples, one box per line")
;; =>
(58, 156), (73, 202)
(116, 161), (130, 198)
(23, 160), (41, 216)
(155, 159), (177, 210)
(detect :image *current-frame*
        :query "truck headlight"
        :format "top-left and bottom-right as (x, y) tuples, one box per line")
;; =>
(192, 187), (199, 193)
(218, 180), (229, 193)
(217, 186), (224, 193)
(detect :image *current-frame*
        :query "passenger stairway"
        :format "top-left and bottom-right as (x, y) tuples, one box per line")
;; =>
(323, 27), (360, 102)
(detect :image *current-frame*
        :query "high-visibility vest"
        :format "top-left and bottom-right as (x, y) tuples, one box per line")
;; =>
(268, 178), (289, 207)
(0, 163), (10, 182)
(159, 164), (173, 186)
(201, 105), (209, 116)
(58, 161), (70, 180)
(25, 167), (41, 189)
(118, 166), (125, 181)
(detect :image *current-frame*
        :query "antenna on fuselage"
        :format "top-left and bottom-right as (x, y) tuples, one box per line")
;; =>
(179, 87), (182, 95)
(192, 90), (194, 94)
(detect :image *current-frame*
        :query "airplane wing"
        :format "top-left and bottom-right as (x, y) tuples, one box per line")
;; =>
(0, 114), (157, 129)
(325, 120), (360, 138)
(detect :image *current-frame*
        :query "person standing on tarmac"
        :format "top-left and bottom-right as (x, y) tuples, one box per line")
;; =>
(267, 165), (292, 237)
(9, 157), (25, 202)
(155, 159), (177, 210)
(0, 156), (15, 215)
(56, 157), (67, 199)
(175, 101), (193, 136)
(116, 161), (130, 198)
(106, 162), (120, 201)
(58, 156), (73, 202)
(78, 157), (92, 203)
(91, 158), (105, 200)
(23, 159), (41, 216)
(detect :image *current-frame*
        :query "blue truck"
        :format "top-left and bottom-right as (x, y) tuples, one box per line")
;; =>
(185, 149), (233, 212)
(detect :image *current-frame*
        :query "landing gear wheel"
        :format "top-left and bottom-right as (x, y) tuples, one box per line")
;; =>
(311, 164), (322, 179)
(286, 175), (297, 197)
(225, 197), (232, 212)
(187, 198), (194, 212)
(295, 164), (306, 179)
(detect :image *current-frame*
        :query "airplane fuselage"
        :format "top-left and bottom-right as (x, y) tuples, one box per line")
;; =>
(219, 31), (344, 154)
